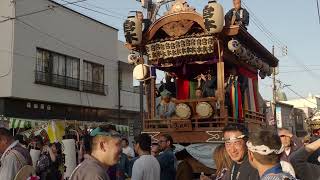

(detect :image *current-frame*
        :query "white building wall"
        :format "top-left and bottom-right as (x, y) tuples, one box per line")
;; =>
(283, 97), (320, 109)
(10, 0), (119, 109)
(0, 0), (14, 97)
(117, 41), (140, 111)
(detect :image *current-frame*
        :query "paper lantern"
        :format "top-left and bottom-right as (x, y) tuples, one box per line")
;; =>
(256, 59), (263, 69)
(133, 64), (150, 80)
(235, 47), (247, 57)
(123, 13), (142, 45)
(228, 40), (241, 52)
(128, 53), (138, 64)
(62, 139), (77, 179)
(267, 67), (273, 76)
(203, 0), (224, 34)
(259, 71), (266, 79)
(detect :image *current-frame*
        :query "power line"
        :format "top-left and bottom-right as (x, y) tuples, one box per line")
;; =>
(280, 69), (320, 74)
(59, 0), (126, 20)
(275, 78), (319, 105)
(242, 1), (286, 48)
(16, 19), (122, 65)
(0, 0), (88, 23)
(281, 65), (320, 67)
(79, 1), (128, 18)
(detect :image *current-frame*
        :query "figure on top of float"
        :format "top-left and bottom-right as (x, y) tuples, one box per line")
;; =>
(158, 73), (176, 98)
(225, 0), (249, 27)
(156, 89), (176, 119)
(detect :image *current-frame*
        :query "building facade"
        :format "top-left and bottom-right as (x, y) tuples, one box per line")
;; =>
(0, 0), (140, 129)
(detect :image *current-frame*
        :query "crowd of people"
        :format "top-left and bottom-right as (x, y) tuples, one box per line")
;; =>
(199, 124), (320, 180)
(0, 124), (319, 180)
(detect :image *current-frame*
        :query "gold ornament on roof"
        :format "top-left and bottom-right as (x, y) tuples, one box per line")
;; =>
(165, 0), (196, 15)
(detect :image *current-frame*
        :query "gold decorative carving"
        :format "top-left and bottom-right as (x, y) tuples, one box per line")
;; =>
(165, 0), (196, 15)
(162, 20), (194, 37)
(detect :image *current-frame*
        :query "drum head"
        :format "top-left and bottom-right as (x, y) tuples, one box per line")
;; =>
(14, 165), (35, 180)
(175, 103), (191, 119)
(196, 102), (213, 118)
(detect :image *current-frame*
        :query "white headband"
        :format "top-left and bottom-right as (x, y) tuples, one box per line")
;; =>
(246, 141), (285, 155)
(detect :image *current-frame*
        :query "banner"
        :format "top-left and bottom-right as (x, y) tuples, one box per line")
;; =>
(146, 35), (216, 61)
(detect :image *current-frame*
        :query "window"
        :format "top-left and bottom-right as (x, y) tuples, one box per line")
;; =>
(35, 48), (80, 90)
(83, 61), (105, 94)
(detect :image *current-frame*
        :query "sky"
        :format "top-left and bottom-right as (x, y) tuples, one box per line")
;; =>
(54, 0), (320, 101)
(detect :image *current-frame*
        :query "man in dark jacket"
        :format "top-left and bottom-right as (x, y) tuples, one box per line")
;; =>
(290, 138), (320, 180)
(157, 134), (176, 180)
(223, 124), (260, 180)
(225, 0), (249, 27)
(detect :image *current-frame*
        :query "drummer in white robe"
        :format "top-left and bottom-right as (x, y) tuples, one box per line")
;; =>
(156, 90), (176, 119)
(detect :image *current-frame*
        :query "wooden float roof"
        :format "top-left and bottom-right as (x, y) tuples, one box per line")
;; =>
(144, 8), (279, 67)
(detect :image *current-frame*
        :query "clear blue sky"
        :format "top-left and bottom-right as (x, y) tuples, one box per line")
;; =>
(55, 0), (320, 100)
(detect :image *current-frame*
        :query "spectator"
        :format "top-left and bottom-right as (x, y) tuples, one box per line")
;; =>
(35, 136), (51, 179)
(200, 144), (232, 180)
(247, 130), (296, 180)
(70, 127), (122, 180)
(290, 138), (320, 180)
(277, 128), (303, 162)
(0, 128), (32, 180)
(110, 152), (129, 180)
(222, 124), (259, 180)
(131, 133), (160, 180)
(122, 138), (134, 159)
(151, 142), (160, 157)
(47, 143), (63, 180)
(78, 135), (91, 164)
(157, 134), (176, 180)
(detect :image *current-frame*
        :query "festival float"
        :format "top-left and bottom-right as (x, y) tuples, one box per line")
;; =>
(124, 0), (279, 173)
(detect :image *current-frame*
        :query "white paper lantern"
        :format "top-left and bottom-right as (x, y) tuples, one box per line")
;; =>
(228, 40), (241, 52)
(123, 14), (142, 45)
(128, 53), (138, 64)
(203, 0), (224, 34)
(256, 59), (263, 69)
(235, 47), (247, 57)
(133, 64), (150, 80)
(267, 67), (273, 76)
(62, 139), (77, 180)
(259, 71), (266, 79)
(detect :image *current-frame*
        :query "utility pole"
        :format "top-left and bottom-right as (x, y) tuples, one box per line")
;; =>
(272, 45), (277, 128)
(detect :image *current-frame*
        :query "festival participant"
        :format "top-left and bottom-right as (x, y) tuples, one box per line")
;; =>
(151, 142), (160, 157)
(195, 88), (204, 99)
(156, 90), (176, 119)
(70, 127), (121, 180)
(131, 134), (160, 180)
(157, 134), (176, 180)
(225, 0), (249, 27)
(247, 130), (297, 180)
(121, 138), (134, 159)
(290, 138), (320, 180)
(202, 73), (216, 98)
(277, 128), (303, 162)
(222, 124), (259, 180)
(158, 74), (176, 98)
(78, 134), (91, 164)
(200, 144), (233, 180)
(0, 128), (32, 180)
